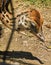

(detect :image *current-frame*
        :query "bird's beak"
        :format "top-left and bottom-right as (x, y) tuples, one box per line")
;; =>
(37, 33), (45, 42)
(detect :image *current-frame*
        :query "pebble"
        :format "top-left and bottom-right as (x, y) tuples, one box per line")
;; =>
(15, 38), (18, 41)
(23, 41), (28, 47)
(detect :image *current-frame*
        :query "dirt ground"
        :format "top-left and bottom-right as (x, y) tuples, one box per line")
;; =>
(0, 0), (51, 65)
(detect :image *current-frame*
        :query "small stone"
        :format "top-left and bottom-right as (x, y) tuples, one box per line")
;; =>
(15, 38), (18, 41)
(23, 41), (28, 47)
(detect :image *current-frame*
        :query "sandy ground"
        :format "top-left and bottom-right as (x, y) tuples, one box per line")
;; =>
(0, 0), (51, 65)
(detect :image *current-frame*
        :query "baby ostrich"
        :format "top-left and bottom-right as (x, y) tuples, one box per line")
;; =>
(18, 8), (45, 41)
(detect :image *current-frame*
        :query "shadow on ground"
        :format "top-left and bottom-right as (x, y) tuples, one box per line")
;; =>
(0, 51), (44, 65)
